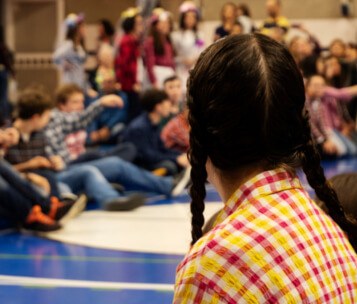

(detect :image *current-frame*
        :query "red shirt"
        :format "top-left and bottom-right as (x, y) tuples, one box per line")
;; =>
(143, 36), (175, 84)
(115, 34), (140, 91)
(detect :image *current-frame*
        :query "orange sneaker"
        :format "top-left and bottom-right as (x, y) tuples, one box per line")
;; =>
(24, 205), (61, 232)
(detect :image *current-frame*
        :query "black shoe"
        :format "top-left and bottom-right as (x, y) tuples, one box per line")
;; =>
(58, 194), (87, 223)
(171, 166), (191, 197)
(104, 193), (146, 211)
(49, 195), (87, 223)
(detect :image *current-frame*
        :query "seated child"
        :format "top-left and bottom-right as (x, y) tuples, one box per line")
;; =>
(0, 128), (85, 232)
(305, 75), (357, 157)
(161, 107), (189, 153)
(56, 83), (135, 163)
(123, 89), (189, 175)
(87, 68), (129, 146)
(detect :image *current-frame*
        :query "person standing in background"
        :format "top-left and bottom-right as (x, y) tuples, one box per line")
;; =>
(0, 26), (15, 126)
(213, 2), (237, 41)
(115, 7), (144, 122)
(171, 1), (204, 91)
(143, 8), (175, 89)
(53, 13), (88, 91)
(236, 3), (255, 34)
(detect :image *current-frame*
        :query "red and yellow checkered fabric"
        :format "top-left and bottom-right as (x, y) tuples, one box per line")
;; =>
(174, 169), (357, 303)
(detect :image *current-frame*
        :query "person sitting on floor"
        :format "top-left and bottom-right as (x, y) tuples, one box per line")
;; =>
(123, 89), (189, 175)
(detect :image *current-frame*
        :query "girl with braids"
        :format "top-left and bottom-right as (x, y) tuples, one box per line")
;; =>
(174, 34), (357, 303)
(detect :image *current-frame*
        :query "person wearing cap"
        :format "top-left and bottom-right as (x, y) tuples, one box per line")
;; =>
(171, 1), (204, 91)
(53, 13), (88, 91)
(143, 8), (175, 89)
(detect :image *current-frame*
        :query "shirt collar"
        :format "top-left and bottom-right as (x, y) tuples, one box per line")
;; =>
(213, 168), (303, 227)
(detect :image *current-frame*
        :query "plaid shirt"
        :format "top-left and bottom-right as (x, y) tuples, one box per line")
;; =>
(161, 113), (189, 153)
(174, 168), (357, 303)
(44, 101), (103, 164)
(115, 34), (140, 91)
(306, 96), (346, 144)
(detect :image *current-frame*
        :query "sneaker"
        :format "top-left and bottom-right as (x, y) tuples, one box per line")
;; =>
(23, 205), (61, 232)
(49, 195), (87, 223)
(104, 193), (146, 211)
(171, 166), (191, 197)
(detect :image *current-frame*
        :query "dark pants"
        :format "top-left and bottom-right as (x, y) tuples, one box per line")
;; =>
(31, 169), (61, 198)
(0, 70), (11, 124)
(0, 160), (50, 222)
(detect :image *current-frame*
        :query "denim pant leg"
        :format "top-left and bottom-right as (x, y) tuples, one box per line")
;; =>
(31, 169), (61, 198)
(85, 156), (173, 196)
(332, 130), (357, 155)
(0, 160), (50, 212)
(56, 165), (119, 207)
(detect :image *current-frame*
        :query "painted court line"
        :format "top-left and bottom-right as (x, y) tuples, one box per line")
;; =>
(0, 275), (174, 291)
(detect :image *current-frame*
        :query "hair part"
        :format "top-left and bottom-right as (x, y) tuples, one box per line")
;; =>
(187, 33), (357, 250)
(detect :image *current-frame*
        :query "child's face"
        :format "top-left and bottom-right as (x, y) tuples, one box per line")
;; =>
(164, 79), (183, 105)
(157, 19), (171, 35)
(307, 76), (325, 98)
(60, 92), (85, 113)
(156, 99), (172, 118)
(32, 110), (51, 131)
(101, 76), (116, 93)
(184, 11), (197, 30)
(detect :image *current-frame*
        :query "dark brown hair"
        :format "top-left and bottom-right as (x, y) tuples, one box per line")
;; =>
(17, 87), (53, 119)
(187, 33), (357, 250)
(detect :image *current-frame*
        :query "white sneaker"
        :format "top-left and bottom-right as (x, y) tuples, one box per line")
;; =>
(171, 166), (191, 197)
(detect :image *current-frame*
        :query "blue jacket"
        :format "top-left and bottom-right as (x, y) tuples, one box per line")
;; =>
(123, 113), (180, 165)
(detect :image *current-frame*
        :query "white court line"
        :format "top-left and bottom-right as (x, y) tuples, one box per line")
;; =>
(0, 275), (174, 291)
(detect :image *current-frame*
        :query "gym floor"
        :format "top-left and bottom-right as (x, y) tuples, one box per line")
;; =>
(0, 158), (356, 304)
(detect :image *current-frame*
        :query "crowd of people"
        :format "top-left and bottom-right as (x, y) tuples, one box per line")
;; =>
(0, 0), (357, 233)
(1, 0), (357, 301)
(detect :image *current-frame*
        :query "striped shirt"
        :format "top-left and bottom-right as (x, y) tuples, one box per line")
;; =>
(174, 168), (357, 303)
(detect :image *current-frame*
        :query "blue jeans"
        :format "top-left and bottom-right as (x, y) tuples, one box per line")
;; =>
(68, 156), (173, 196)
(70, 142), (137, 164)
(0, 160), (50, 222)
(56, 165), (120, 208)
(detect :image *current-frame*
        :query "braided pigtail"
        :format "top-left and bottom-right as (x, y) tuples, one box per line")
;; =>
(188, 107), (208, 246)
(301, 119), (357, 251)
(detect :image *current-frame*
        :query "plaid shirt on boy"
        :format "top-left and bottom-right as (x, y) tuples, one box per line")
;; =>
(174, 168), (357, 303)
(44, 101), (103, 164)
